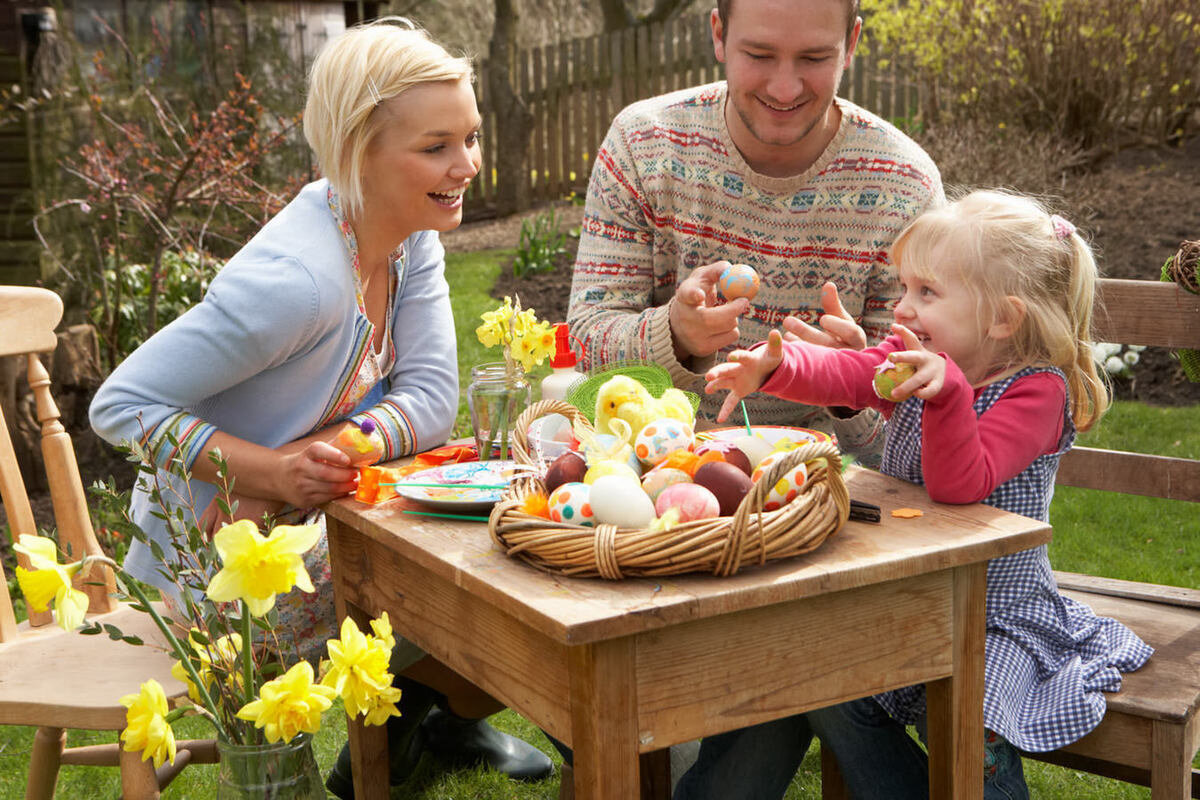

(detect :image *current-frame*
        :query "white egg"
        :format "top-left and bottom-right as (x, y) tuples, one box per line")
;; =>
(730, 434), (775, 468)
(589, 474), (656, 528)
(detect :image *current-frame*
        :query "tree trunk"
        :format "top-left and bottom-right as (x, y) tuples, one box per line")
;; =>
(489, 0), (535, 216)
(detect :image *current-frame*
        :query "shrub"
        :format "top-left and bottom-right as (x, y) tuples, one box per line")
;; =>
(511, 209), (568, 278)
(862, 0), (1200, 147)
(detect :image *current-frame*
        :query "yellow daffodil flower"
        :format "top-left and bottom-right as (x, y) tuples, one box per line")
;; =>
(359, 685), (404, 726)
(320, 615), (396, 720)
(368, 612), (396, 650)
(120, 679), (177, 768)
(13, 534), (89, 631)
(171, 630), (244, 704)
(206, 520), (321, 616)
(236, 661), (337, 743)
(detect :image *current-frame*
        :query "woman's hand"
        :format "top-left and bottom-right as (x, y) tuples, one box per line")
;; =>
(887, 323), (946, 401)
(782, 282), (868, 350)
(704, 329), (785, 422)
(273, 441), (359, 509)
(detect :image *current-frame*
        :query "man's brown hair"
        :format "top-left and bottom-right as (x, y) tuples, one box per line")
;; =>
(715, 0), (860, 42)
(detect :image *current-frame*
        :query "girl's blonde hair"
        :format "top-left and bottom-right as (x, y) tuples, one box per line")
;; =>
(303, 17), (473, 220)
(891, 189), (1109, 431)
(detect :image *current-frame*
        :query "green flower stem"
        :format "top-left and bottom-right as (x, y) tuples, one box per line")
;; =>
(122, 578), (227, 741)
(240, 600), (255, 716)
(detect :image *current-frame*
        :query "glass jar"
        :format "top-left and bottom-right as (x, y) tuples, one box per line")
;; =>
(215, 733), (324, 800)
(467, 361), (531, 461)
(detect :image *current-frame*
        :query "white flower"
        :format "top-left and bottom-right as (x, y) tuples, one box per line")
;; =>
(1123, 351), (1140, 366)
(1128, 344), (1147, 353)
(1104, 355), (1126, 375)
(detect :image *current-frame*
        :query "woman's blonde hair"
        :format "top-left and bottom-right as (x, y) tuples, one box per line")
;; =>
(891, 189), (1109, 431)
(303, 17), (473, 219)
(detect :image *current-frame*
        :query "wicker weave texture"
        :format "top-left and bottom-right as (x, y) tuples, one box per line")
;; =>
(489, 400), (851, 579)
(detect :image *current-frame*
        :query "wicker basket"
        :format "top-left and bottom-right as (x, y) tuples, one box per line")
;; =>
(488, 399), (851, 579)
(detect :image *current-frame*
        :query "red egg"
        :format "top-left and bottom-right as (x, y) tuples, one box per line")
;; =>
(693, 461), (754, 516)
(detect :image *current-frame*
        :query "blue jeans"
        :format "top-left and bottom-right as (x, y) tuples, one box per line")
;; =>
(673, 697), (1029, 800)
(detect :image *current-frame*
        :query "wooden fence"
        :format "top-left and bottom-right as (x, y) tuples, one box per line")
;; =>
(466, 12), (922, 216)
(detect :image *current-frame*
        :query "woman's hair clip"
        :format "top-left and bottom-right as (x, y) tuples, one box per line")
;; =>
(366, 77), (383, 107)
(1050, 214), (1076, 240)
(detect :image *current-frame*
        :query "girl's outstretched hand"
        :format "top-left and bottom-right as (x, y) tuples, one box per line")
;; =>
(887, 323), (947, 401)
(705, 329), (785, 422)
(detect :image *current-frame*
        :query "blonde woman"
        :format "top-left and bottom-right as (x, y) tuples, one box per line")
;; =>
(90, 17), (552, 797)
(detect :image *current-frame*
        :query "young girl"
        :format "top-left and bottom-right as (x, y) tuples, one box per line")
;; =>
(698, 190), (1153, 799)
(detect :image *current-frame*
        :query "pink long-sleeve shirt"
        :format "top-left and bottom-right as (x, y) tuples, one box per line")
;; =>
(759, 335), (1066, 504)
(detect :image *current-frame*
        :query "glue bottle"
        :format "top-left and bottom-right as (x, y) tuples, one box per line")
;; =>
(540, 322), (583, 402)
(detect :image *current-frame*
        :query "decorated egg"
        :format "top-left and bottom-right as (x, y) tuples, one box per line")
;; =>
(751, 451), (810, 512)
(873, 359), (917, 401)
(334, 419), (384, 466)
(584, 459), (641, 485)
(547, 482), (595, 526)
(584, 433), (641, 475)
(545, 450), (587, 494)
(634, 418), (695, 466)
(590, 475), (657, 528)
(695, 441), (752, 476)
(717, 263), (760, 301)
(655, 482), (721, 522)
(729, 434), (775, 469)
(641, 467), (692, 501)
(693, 461), (754, 516)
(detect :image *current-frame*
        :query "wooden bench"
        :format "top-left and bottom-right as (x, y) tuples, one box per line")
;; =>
(1019, 278), (1200, 799)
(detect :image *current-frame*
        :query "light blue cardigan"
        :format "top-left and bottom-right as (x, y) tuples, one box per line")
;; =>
(90, 179), (459, 589)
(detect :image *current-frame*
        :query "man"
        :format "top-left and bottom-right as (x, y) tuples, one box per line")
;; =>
(567, 0), (943, 459)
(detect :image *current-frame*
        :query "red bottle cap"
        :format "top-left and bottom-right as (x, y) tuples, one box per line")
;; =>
(550, 322), (577, 368)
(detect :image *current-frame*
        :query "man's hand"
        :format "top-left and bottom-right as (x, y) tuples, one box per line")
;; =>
(782, 281), (867, 350)
(670, 262), (751, 360)
(886, 323), (946, 401)
(704, 329), (785, 422)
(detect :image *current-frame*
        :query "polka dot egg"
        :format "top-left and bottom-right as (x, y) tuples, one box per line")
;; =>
(547, 482), (595, 526)
(634, 418), (695, 466)
(717, 263), (760, 301)
(750, 451), (809, 512)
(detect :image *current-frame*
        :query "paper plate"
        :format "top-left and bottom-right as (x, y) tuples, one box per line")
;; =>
(392, 460), (525, 513)
(702, 425), (834, 449)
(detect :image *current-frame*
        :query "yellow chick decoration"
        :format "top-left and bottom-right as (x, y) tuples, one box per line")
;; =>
(594, 375), (695, 440)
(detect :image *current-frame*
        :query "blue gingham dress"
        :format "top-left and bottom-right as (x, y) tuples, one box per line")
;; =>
(873, 367), (1153, 752)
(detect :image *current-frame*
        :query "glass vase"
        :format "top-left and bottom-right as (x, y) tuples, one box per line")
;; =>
(467, 361), (531, 462)
(215, 733), (324, 800)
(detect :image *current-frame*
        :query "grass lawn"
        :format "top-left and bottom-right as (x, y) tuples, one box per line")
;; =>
(1, 247), (1192, 797)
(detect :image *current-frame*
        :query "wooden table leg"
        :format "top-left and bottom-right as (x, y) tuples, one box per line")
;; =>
(328, 518), (390, 800)
(926, 563), (986, 800)
(639, 749), (671, 800)
(568, 638), (641, 800)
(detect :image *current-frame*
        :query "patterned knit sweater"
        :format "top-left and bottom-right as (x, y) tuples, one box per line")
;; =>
(567, 82), (944, 446)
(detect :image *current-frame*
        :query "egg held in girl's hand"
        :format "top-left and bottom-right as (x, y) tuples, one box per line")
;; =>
(655, 482), (721, 522)
(751, 451), (810, 512)
(589, 475), (657, 528)
(717, 263), (760, 301)
(873, 359), (917, 401)
(547, 482), (595, 526)
(693, 461), (754, 516)
(634, 418), (694, 466)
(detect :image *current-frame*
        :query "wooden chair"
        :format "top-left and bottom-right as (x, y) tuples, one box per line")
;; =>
(822, 278), (1200, 800)
(0, 286), (216, 799)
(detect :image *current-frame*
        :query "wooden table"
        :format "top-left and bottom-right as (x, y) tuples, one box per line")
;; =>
(325, 464), (1051, 800)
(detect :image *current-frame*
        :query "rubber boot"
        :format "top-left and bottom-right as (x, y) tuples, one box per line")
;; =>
(422, 706), (554, 781)
(325, 676), (440, 799)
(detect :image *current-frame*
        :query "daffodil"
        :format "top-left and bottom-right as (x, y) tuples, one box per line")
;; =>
(171, 630), (244, 704)
(120, 679), (177, 767)
(320, 615), (396, 720)
(13, 534), (90, 631)
(206, 521), (321, 616)
(236, 661), (336, 743)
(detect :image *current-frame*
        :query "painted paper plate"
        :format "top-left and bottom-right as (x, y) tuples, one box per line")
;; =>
(392, 460), (525, 513)
(702, 425), (834, 449)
